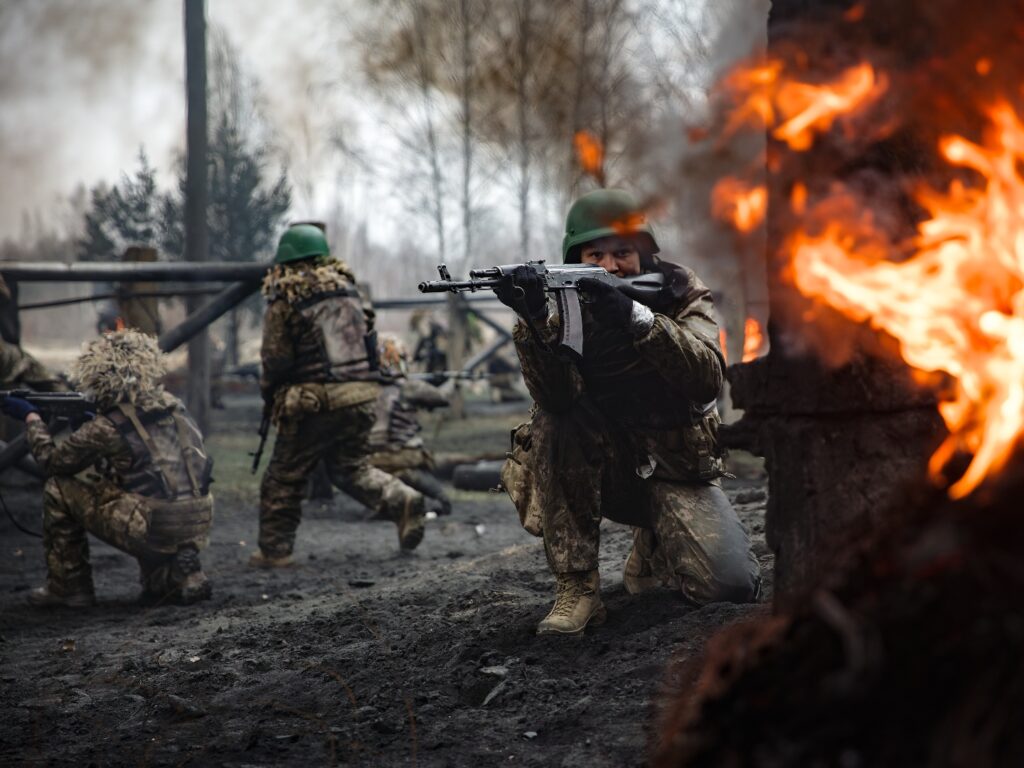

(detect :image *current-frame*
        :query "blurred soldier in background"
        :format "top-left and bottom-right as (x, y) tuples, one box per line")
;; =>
(498, 189), (761, 636)
(0, 275), (65, 393)
(252, 223), (429, 567)
(0, 331), (214, 607)
(368, 333), (451, 515)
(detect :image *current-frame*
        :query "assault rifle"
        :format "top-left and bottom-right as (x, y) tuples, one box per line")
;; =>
(418, 261), (665, 359)
(0, 390), (96, 477)
(0, 390), (95, 422)
(250, 404), (271, 475)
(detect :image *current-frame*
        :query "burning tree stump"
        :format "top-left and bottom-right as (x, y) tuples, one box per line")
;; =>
(659, 0), (1024, 762)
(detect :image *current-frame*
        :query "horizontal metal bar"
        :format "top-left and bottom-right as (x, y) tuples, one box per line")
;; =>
(18, 287), (224, 311)
(0, 261), (270, 282)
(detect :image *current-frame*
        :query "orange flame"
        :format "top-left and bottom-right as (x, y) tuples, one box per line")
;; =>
(609, 211), (648, 236)
(574, 131), (604, 178)
(742, 317), (766, 363)
(722, 60), (888, 151)
(719, 327), (729, 364)
(789, 102), (1024, 499)
(712, 177), (767, 233)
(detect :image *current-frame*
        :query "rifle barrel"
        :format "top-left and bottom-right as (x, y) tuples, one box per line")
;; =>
(418, 278), (501, 294)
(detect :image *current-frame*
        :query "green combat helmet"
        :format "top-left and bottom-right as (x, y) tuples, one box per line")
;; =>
(274, 223), (330, 265)
(562, 189), (659, 263)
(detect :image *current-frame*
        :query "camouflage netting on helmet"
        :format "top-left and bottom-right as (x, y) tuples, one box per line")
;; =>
(261, 256), (357, 303)
(71, 330), (168, 411)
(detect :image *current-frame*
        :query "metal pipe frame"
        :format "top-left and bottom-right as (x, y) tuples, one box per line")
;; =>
(0, 261), (269, 282)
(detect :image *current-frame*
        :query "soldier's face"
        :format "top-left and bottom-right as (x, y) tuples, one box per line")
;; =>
(579, 237), (641, 276)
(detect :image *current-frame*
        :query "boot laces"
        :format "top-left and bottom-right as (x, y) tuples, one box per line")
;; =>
(550, 576), (591, 617)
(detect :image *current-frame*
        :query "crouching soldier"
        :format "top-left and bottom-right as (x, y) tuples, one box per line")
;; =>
(368, 334), (451, 515)
(0, 330), (213, 607)
(498, 189), (761, 635)
(252, 224), (428, 567)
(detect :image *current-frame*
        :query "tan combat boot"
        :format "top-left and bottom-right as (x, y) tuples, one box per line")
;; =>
(536, 570), (606, 635)
(248, 550), (294, 569)
(396, 497), (426, 551)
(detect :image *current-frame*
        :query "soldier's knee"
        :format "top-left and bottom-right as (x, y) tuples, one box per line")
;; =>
(681, 555), (762, 605)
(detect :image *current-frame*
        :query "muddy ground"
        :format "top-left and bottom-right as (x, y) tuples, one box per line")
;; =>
(0, 396), (771, 767)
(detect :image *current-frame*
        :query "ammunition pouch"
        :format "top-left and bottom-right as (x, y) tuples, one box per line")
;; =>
(500, 420), (544, 537)
(144, 495), (214, 553)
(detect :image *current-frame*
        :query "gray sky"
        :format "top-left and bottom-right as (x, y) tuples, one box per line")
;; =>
(0, 0), (364, 241)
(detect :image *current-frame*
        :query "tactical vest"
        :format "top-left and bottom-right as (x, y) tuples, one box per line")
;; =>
(292, 288), (379, 382)
(106, 402), (214, 501)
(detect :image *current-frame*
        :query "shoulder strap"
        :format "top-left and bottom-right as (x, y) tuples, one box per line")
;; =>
(116, 403), (177, 497)
(171, 410), (202, 496)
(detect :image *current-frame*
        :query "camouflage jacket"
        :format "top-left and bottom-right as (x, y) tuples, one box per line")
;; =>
(25, 392), (213, 498)
(513, 260), (726, 482)
(260, 259), (379, 409)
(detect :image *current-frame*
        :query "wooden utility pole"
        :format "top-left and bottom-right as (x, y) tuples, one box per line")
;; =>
(183, 0), (210, 432)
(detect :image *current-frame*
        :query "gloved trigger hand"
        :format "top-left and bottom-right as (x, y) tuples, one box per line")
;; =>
(0, 396), (40, 422)
(495, 265), (547, 320)
(577, 277), (634, 328)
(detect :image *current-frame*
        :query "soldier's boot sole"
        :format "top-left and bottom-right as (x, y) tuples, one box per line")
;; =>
(536, 603), (607, 636)
(248, 551), (295, 569)
(28, 586), (95, 609)
(397, 499), (426, 551)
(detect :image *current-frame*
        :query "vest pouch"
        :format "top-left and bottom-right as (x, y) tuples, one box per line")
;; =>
(279, 383), (325, 419)
(500, 421), (543, 537)
(145, 495), (214, 552)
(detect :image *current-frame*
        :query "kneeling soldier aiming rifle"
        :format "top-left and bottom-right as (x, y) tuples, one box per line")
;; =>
(0, 330), (214, 608)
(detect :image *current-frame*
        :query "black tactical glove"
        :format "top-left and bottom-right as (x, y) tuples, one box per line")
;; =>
(578, 277), (634, 328)
(495, 265), (548, 320)
(0, 396), (40, 421)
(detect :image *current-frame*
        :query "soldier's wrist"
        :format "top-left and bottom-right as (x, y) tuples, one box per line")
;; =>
(629, 301), (655, 337)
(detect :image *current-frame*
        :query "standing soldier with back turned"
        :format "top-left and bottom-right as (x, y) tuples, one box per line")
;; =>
(0, 331), (214, 607)
(498, 189), (761, 635)
(251, 224), (428, 567)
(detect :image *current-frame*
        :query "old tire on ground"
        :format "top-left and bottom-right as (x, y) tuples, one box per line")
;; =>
(452, 460), (505, 491)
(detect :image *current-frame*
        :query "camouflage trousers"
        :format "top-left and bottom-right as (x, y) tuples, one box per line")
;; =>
(258, 401), (424, 557)
(43, 476), (211, 598)
(502, 412), (761, 605)
(369, 446), (449, 511)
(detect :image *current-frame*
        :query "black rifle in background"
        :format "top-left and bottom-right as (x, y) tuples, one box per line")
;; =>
(250, 404), (271, 475)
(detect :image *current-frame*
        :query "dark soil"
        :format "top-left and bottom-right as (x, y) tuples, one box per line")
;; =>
(0, 398), (771, 767)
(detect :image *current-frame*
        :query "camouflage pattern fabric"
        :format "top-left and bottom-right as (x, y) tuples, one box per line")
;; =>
(26, 416), (213, 597)
(258, 398), (423, 557)
(502, 261), (760, 604)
